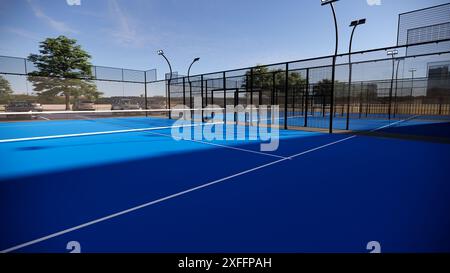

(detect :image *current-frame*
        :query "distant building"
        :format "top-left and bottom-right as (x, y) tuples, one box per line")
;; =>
(397, 3), (450, 46)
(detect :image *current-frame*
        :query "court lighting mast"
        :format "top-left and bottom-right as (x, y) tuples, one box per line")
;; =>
(346, 18), (366, 130)
(188, 57), (200, 110)
(321, 0), (339, 133)
(157, 50), (173, 118)
(387, 49), (399, 120)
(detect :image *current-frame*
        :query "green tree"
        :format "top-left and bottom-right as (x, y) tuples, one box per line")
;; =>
(0, 75), (13, 100)
(242, 65), (306, 89)
(240, 66), (307, 105)
(27, 36), (101, 110)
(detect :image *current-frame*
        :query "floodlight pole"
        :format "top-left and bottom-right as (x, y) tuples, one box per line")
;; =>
(188, 58), (200, 109)
(346, 19), (365, 130)
(158, 50), (173, 119)
(322, 0), (339, 133)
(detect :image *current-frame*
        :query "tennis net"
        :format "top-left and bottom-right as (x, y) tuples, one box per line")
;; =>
(0, 108), (224, 142)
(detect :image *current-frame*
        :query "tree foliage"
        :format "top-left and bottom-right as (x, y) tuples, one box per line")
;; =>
(242, 65), (307, 89)
(27, 36), (101, 110)
(0, 75), (13, 98)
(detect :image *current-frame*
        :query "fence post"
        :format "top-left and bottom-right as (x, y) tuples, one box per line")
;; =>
(182, 77), (186, 107)
(167, 78), (171, 119)
(205, 80), (208, 107)
(201, 75), (204, 122)
(304, 68), (309, 127)
(223, 72), (226, 123)
(144, 72), (148, 117)
(272, 72), (276, 106)
(250, 69), (254, 106)
(365, 85), (369, 117)
(292, 86), (296, 114)
(284, 63), (289, 130)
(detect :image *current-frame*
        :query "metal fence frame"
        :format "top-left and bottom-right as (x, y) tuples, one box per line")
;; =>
(156, 38), (450, 133)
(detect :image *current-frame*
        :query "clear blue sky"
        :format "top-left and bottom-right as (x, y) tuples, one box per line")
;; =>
(0, 0), (448, 79)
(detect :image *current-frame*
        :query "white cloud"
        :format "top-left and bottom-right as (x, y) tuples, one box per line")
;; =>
(27, 0), (78, 34)
(107, 0), (146, 47)
(66, 0), (81, 6)
(105, 0), (165, 49)
(367, 0), (382, 6)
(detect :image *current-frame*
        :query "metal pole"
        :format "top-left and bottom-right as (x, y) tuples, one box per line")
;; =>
(272, 72), (276, 106)
(201, 75), (204, 122)
(328, 2), (338, 134)
(305, 68), (309, 127)
(250, 69), (254, 106)
(284, 63), (289, 129)
(410, 69), (415, 115)
(359, 82), (363, 119)
(167, 79), (171, 118)
(223, 72), (226, 123)
(24, 59), (28, 96)
(188, 58), (199, 116)
(388, 56), (395, 120)
(346, 25), (357, 130)
(144, 72), (148, 117)
(205, 80), (208, 107)
(365, 84), (369, 117)
(182, 77), (186, 107)
(393, 59), (402, 118)
(189, 80), (193, 110)
(159, 53), (172, 119)
(234, 88), (238, 123)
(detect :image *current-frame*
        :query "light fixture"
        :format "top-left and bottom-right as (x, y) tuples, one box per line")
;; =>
(321, 0), (338, 5)
(350, 18), (366, 27)
(387, 49), (399, 56)
(157, 50), (164, 56)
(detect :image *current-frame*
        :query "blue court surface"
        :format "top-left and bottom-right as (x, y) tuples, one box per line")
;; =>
(0, 115), (450, 253)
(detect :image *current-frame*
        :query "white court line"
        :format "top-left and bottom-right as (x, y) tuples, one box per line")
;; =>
(369, 115), (418, 132)
(37, 115), (50, 121)
(146, 130), (289, 160)
(0, 134), (356, 253)
(0, 122), (224, 144)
